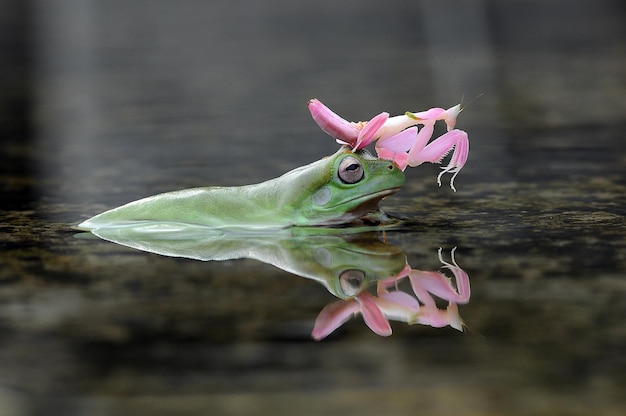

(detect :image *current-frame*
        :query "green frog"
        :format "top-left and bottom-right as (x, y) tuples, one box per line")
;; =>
(78, 148), (405, 231)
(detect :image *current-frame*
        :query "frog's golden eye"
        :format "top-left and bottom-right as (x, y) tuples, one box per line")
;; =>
(339, 269), (366, 296)
(338, 156), (364, 184)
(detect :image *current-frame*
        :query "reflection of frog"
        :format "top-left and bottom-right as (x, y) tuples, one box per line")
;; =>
(78, 148), (404, 231)
(82, 224), (470, 340)
(85, 225), (407, 299)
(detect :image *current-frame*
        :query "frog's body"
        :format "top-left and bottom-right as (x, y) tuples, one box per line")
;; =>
(78, 148), (405, 231)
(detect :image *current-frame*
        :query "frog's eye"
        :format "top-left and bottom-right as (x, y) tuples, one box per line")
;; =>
(338, 156), (364, 184)
(339, 269), (366, 296)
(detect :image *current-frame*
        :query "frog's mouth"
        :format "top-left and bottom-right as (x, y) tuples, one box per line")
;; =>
(333, 187), (401, 213)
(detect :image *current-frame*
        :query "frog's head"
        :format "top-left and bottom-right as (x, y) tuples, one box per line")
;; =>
(288, 148), (405, 226)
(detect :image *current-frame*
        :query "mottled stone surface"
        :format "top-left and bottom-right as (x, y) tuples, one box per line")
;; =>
(1, 0), (625, 415)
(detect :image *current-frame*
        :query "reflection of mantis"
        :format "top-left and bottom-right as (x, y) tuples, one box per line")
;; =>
(82, 223), (470, 340)
(313, 248), (470, 340)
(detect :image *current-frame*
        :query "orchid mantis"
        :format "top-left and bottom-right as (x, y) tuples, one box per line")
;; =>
(308, 99), (469, 191)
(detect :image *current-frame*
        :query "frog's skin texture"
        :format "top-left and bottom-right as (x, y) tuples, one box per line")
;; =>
(78, 148), (405, 231)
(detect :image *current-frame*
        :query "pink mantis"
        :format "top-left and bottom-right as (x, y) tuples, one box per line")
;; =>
(312, 248), (471, 340)
(308, 99), (469, 191)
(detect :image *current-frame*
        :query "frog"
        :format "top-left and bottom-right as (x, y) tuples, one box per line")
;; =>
(78, 148), (405, 231)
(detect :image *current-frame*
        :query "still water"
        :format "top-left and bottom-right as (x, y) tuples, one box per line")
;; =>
(1, 0), (625, 415)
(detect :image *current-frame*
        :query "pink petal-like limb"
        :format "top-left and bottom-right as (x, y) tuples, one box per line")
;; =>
(312, 292), (398, 339)
(308, 99), (359, 146)
(409, 270), (470, 305)
(438, 247), (471, 303)
(353, 112), (389, 150)
(436, 130), (469, 192)
(412, 302), (463, 331)
(408, 248), (470, 306)
(407, 129), (469, 191)
(356, 291), (392, 336)
(446, 129), (469, 171)
(376, 127), (418, 153)
(408, 273), (439, 308)
(374, 127), (418, 171)
(405, 270), (465, 331)
(377, 291), (421, 323)
(312, 298), (360, 341)
(406, 127), (457, 165)
(376, 123), (436, 171)
(376, 122), (434, 170)
(408, 104), (460, 131)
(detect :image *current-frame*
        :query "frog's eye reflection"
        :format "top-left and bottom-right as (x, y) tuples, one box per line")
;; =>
(338, 156), (364, 184)
(339, 269), (366, 296)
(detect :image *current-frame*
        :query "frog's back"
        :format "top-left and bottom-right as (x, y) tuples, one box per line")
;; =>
(77, 184), (296, 231)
